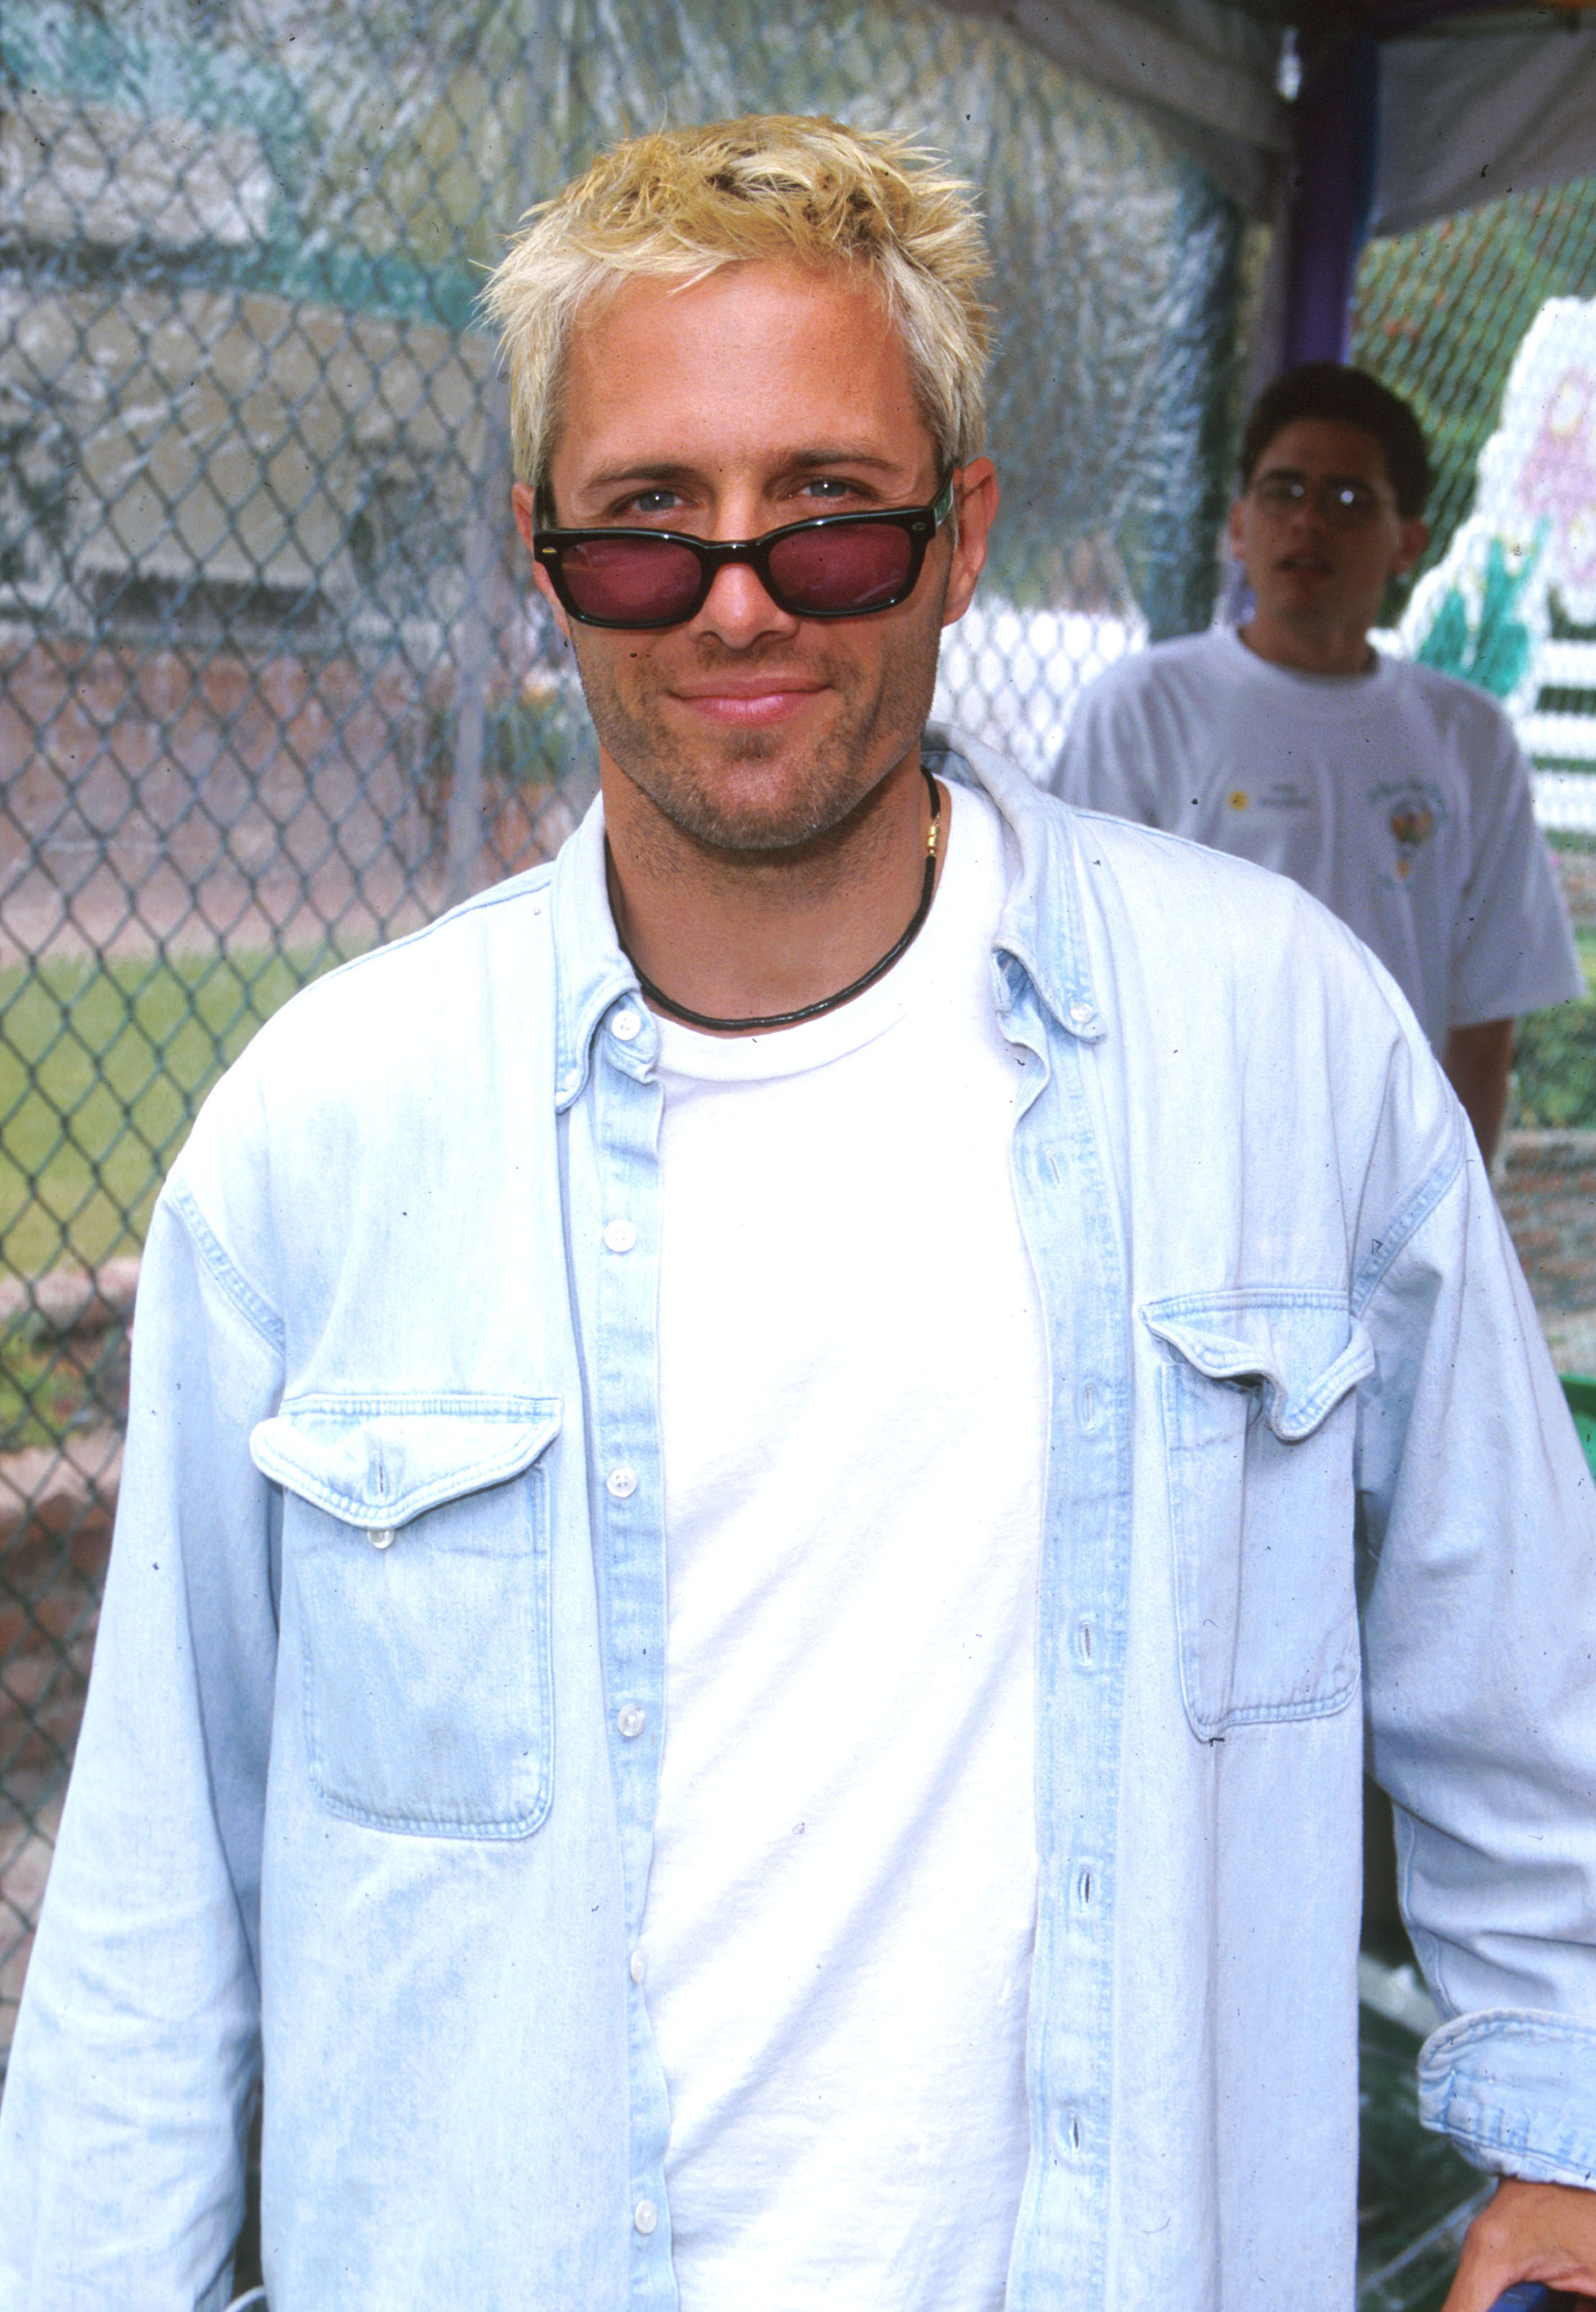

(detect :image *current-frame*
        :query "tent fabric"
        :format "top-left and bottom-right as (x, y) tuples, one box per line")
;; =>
(1372, 19), (1596, 238)
(946, 0), (1288, 214)
(942, 1), (1596, 233)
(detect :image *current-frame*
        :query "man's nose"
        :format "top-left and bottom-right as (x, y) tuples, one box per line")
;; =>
(691, 558), (801, 648)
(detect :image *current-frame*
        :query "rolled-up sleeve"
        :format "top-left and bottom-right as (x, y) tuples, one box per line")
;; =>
(1357, 1123), (1596, 2185)
(0, 1183), (282, 2308)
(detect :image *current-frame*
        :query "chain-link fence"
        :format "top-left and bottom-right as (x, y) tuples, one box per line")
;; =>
(1355, 179), (1596, 586)
(1353, 178), (1596, 830)
(0, 0), (1256, 2067)
(8, 0), (1596, 2098)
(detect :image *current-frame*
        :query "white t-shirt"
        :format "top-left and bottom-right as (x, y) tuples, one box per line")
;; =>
(1051, 626), (1583, 1052)
(642, 779), (1047, 2312)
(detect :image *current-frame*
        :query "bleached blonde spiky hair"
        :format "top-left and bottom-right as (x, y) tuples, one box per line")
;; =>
(483, 115), (992, 498)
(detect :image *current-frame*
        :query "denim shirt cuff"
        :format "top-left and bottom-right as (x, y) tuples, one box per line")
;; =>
(1419, 2009), (1596, 2185)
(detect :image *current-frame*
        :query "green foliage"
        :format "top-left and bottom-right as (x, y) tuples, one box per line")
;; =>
(482, 686), (588, 789)
(419, 681), (593, 799)
(0, 1307), (128, 1453)
(1356, 2002), (1482, 2311)
(1514, 929), (1596, 1126)
(1515, 999), (1596, 1128)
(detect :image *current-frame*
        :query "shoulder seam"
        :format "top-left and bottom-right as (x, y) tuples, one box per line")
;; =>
(295, 866), (556, 995)
(1351, 1126), (1469, 1317)
(166, 1180), (285, 1353)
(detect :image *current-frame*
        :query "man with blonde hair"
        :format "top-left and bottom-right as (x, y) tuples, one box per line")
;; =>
(2, 115), (1595, 2312)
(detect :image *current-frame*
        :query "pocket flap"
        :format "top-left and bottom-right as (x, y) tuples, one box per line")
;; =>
(250, 1394), (562, 1531)
(1142, 1292), (1373, 1443)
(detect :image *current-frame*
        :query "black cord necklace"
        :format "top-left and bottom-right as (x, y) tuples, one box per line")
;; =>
(628, 766), (943, 1035)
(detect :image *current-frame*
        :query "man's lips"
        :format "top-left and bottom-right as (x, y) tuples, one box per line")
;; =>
(667, 678), (828, 726)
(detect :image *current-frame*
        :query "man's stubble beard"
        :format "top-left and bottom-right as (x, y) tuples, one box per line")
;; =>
(569, 603), (946, 856)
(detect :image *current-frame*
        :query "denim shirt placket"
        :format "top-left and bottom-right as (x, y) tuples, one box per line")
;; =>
(552, 759), (1139, 2308)
(568, 993), (680, 2307)
(994, 943), (1135, 2312)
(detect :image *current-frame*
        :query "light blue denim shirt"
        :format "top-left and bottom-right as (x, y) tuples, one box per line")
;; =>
(4, 731), (1596, 2312)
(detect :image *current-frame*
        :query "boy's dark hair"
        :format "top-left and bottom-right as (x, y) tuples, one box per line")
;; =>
(1239, 363), (1432, 518)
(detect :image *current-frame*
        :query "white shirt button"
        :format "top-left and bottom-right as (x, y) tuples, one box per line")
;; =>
(617, 1704), (647, 1739)
(369, 1527), (394, 1551)
(1069, 999), (1094, 1026)
(606, 1464), (637, 1500)
(560, 1070), (580, 1098)
(604, 1219), (637, 1253)
(611, 1007), (642, 1042)
(629, 1948), (647, 1984)
(634, 2198), (658, 2235)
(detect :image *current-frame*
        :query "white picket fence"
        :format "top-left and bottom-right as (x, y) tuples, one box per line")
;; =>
(1523, 640), (1596, 833)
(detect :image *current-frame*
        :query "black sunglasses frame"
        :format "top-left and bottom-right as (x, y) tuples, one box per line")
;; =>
(532, 472), (956, 629)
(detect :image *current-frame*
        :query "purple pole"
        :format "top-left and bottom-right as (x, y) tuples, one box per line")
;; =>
(1282, 30), (1381, 368)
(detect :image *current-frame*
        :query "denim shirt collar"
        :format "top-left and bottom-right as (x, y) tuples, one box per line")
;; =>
(549, 799), (645, 1113)
(922, 723), (1106, 1045)
(546, 720), (1106, 1108)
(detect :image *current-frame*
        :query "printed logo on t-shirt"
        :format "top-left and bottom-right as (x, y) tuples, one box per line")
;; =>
(1368, 778), (1446, 884)
(1226, 780), (1311, 815)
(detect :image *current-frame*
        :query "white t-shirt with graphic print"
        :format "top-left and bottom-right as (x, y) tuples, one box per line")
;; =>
(1050, 624), (1582, 1052)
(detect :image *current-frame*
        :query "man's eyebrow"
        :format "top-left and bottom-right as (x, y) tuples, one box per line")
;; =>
(787, 447), (902, 472)
(1257, 463), (1380, 489)
(581, 448), (905, 491)
(580, 461), (701, 492)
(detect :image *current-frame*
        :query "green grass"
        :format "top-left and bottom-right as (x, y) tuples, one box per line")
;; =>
(1515, 928), (1596, 1129)
(0, 943), (351, 1279)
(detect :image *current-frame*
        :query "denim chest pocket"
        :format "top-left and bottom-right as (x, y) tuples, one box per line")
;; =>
(251, 1394), (561, 1838)
(1142, 1292), (1373, 1742)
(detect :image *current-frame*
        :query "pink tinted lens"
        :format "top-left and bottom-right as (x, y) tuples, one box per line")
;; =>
(768, 520), (914, 611)
(560, 535), (702, 624)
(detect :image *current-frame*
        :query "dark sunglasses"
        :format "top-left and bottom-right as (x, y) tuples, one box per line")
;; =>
(532, 473), (956, 629)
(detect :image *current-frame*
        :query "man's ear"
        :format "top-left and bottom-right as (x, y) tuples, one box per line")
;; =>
(1227, 496), (1247, 561)
(1392, 515), (1430, 581)
(513, 481), (573, 644)
(941, 459), (1000, 627)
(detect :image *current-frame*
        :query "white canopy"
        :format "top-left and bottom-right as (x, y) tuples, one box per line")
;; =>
(944, 0), (1596, 231)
